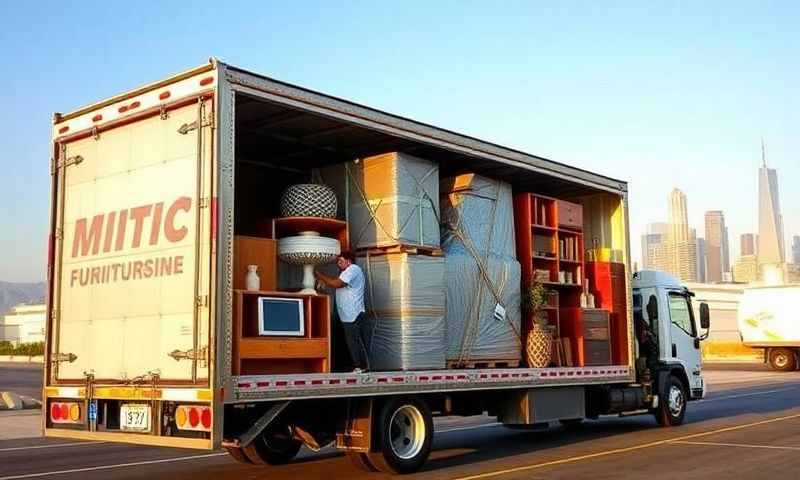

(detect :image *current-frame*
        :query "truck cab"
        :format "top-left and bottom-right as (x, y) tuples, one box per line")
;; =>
(632, 271), (710, 420)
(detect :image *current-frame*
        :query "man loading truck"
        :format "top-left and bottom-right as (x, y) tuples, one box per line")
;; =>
(315, 250), (371, 373)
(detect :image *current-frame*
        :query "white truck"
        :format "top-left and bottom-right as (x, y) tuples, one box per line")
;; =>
(739, 285), (800, 371)
(44, 59), (710, 474)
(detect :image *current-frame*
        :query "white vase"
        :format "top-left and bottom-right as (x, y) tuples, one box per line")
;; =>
(245, 265), (261, 291)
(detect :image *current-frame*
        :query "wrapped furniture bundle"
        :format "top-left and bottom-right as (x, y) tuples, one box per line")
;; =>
(356, 253), (446, 370)
(320, 152), (440, 250)
(440, 174), (523, 366)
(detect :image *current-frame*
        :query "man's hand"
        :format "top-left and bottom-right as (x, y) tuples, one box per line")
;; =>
(314, 269), (346, 289)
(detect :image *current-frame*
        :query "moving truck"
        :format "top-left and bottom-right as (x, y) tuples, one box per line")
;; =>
(739, 285), (800, 371)
(44, 59), (711, 474)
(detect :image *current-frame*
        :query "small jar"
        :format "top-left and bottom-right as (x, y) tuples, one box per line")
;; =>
(245, 265), (260, 291)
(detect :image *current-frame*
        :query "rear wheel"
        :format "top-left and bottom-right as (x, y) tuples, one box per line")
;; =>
(655, 375), (687, 427)
(242, 424), (302, 465)
(368, 397), (433, 474)
(768, 348), (797, 372)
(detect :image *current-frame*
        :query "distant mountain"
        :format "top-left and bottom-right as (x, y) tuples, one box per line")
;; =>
(0, 282), (46, 316)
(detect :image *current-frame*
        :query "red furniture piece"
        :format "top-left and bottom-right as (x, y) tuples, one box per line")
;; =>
(585, 261), (629, 365)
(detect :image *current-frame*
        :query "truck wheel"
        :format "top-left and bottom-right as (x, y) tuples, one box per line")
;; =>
(655, 375), (687, 427)
(368, 397), (433, 474)
(768, 348), (797, 372)
(242, 424), (302, 465)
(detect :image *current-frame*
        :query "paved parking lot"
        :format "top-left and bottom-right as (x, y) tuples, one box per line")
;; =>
(1, 363), (798, 479)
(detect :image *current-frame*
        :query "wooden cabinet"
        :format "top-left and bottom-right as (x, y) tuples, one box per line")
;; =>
(556, 200), (583, 230)
(560, 308), (612, 367)
(233, 236), (277, 291)
(586, 261), (629, 365)
(233, 290), (331, 375)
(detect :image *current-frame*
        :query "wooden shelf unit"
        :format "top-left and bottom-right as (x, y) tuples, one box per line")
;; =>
(515, 192), (596, 367)
(514, 193), (585, 289)
(233, 289), (331, 375)
(586, 261), (630, 365)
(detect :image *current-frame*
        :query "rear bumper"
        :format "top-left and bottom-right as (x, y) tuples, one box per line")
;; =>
(44, 428), (212, 449)
(43, 385), (217, 450)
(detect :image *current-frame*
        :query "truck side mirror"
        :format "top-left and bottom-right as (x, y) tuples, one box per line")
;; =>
(700, 302), (710, 330)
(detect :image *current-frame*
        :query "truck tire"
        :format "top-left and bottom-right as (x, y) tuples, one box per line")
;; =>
(768, 348), (797, 372)
(367, 397), (433, 474)
(242, 424), (302, 465)
(655, 375), (687, 427)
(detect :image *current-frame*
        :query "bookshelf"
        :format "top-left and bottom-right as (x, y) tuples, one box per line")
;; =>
(514, 193), (586, 366)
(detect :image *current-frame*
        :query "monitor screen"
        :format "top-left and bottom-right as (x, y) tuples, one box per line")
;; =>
(257, 297), (305, 336)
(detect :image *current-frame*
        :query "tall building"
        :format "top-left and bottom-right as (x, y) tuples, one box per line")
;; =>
(641, 222), (669, 269)
(722, 226), (731, 274)
(652, 188), (698, 282)
(792, 236), (800, 265)
(669, 188), (690, 243)
(696, 237), (707, 283)
(741, 233), (757, 257)
(758, 141), (785, 266)
(705, 211), (728, 283)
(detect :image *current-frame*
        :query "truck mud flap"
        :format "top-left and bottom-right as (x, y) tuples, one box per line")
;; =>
(222, 400), (291, 449)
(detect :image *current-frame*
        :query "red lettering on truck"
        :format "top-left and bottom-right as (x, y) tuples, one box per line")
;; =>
(70, 197), (192, 258)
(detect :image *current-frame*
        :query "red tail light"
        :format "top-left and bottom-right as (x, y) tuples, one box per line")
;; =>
(50, 402), (81, 424)
(201, 408), (212, 429)
(175, 405), (211, 432)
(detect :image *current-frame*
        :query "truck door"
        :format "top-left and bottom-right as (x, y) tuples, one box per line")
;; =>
(51, 99), (214, 384)
(666, 291), (702, 393)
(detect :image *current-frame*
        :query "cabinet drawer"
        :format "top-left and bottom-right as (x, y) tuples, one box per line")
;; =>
(584, 340), (611, 366)
(557, 200), (583, 230)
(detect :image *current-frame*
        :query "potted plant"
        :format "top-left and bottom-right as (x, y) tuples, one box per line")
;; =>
(522, 279), (555, 368)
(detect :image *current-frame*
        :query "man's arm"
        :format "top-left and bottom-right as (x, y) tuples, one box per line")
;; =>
(315, 270), (346, 289)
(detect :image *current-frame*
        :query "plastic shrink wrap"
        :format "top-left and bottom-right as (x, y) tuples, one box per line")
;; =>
(356, 254), (446, 371)
(319, 152), (440, 249)
(440, 174), (522, 365)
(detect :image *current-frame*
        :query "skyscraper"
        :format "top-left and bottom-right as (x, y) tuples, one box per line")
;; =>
(722, 226), (731, 274)
(792, 236), (800, 265)
(669, 188), (690, 243)
(741, 233), (757, 257)
(659, 188), (697, 282)
(641, 222), (669, 269)
(758, 140), (785, 266)
(696, 237), (707, 283)
(705, 211), (727, 283)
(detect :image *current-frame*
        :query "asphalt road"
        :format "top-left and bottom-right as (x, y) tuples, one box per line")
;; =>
(0, 362), (41, 399)
(1, 364), (799, 479)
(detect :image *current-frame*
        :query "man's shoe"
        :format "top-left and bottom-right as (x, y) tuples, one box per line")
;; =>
(352, 368), (363, 374)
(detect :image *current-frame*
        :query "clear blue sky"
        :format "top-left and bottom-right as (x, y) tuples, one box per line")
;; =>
(1, 1), (797, 281)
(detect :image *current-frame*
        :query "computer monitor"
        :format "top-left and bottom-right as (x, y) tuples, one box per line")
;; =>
(257, 297), (305, 336)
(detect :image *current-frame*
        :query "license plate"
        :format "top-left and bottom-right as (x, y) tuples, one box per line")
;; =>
(120, 404), (151, 432)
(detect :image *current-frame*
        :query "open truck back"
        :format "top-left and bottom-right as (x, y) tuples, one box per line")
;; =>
(45, 59), (706, 473)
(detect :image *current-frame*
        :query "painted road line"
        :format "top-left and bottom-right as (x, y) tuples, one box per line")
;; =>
(699, 387), (798, 403)
(672, 440), (800, 451)
(0, 452), (228, 480)
(0, 441), (106, 453)
(451, 413), (800, 480)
